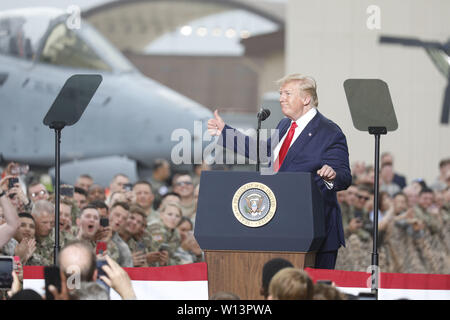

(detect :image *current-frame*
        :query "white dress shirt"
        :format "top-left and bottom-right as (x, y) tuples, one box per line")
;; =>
(273, 108), (317, 161)
(273, 108), (334, 189)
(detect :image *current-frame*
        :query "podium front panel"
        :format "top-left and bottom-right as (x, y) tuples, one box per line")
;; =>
(194, 171), (325, 252)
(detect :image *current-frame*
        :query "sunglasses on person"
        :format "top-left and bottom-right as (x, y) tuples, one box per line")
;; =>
(356, 194), (370, 201)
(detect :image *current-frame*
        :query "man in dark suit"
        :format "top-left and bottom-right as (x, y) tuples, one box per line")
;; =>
(207, 74), (352, 269)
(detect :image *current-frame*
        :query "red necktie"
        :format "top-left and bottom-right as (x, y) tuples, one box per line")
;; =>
(275, 122), (298, 172)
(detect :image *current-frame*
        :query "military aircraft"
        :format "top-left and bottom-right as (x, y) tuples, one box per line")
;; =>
(0, 8), (213, 185)
(379, 35), (450, 124)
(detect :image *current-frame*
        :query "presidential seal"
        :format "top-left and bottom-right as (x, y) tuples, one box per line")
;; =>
(232, 182), (277, 227)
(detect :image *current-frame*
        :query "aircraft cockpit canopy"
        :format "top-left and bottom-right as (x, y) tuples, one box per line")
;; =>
(39, 22), (111, 71)
(0, 7), (135, 72)
(0, 8), (61, 60)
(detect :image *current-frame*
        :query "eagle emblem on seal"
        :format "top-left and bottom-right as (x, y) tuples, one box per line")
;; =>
(244, 193), (265, 216)
(232, 182), (277, 227)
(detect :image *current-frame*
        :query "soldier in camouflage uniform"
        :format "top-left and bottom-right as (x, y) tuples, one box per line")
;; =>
(73, 187), (88, 218)
(342, 184), (372, 242)
(147, 202), (183, 266)
(31, 200), (55, 265)
(73, 204), (119, 263)
(48, 193), (77, 230)
(33, 227), (77, 266)
(174, 216), (204, 265)
(118, 205), (158, 267)
(339, 185), (358, 227)
(412, 188), (441, 234)
(107, 202), (133, 267)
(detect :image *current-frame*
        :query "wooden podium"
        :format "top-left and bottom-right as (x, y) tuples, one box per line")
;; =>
(194, 171), (325, 300)
(205, 251), (316, 300)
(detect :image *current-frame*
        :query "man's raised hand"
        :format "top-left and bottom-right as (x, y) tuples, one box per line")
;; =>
(207, 110), (225, 136)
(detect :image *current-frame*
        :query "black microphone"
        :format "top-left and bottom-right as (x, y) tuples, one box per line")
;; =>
(257, 108), (271, 121)
(256, 108), (270, 173)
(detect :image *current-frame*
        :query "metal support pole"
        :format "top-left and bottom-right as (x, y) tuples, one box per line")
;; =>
(53, 126), (63, 266)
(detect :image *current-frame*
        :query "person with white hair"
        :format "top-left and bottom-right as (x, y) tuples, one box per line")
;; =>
(30, 199), (55, 265)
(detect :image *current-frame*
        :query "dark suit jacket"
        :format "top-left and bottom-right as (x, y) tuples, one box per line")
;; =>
(393, 173), (407, 189)
(221, 111), (352, 252)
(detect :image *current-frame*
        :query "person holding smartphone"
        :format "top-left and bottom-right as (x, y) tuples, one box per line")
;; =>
(0, 257), (23, 300)
(51, 241), (136, 300)
(0, 176), (20, 249)
(117, 205), (149, 267)
(6, 176), (32, 214)
(173, 216), (204, 264)
(147, 202), (183, 266)
(106, 202), (133, 267)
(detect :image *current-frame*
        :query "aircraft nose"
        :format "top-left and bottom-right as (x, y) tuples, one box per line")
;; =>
(110, 74), (214, 165)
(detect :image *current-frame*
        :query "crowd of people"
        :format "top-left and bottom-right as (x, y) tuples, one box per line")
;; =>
(0, 153), (449, 299)
(0, 159), (204, 271)
(335, 153), (450, 274)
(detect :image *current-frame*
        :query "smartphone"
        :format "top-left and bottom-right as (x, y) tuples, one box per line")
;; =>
(0, 256), (14, 289)
(159, 243), (170, 252)
(96, 241), (107, 255)
(44, 265), (61, 300)
(96, 259), (110, 294)
(316, 280), (333, 285)
(137, 241), (146, 252)
(123, 183), (133, 192)
(8, 177), (19, 189)
(100, 217), (109, 228)
(60, 185), (74, 197)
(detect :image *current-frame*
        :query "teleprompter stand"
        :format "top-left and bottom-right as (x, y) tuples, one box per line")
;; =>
(344, 79), (398, 299)
(43, 74), (102, 265)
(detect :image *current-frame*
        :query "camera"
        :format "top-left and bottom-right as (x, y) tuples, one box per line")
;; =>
(0, 256), (14, 289)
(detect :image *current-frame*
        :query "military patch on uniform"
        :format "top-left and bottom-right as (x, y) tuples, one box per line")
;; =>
(232, 182), (277, 228)
(152, 235), (163, 242)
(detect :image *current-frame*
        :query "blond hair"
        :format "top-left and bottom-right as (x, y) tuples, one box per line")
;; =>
(160, 202), (182, 216)
(129, 204), (147, 226)
(276, 73), (318, 107)
(269, 268), (314, 300)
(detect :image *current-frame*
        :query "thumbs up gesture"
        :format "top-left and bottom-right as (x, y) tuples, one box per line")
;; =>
(207, 109), (225, 136)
